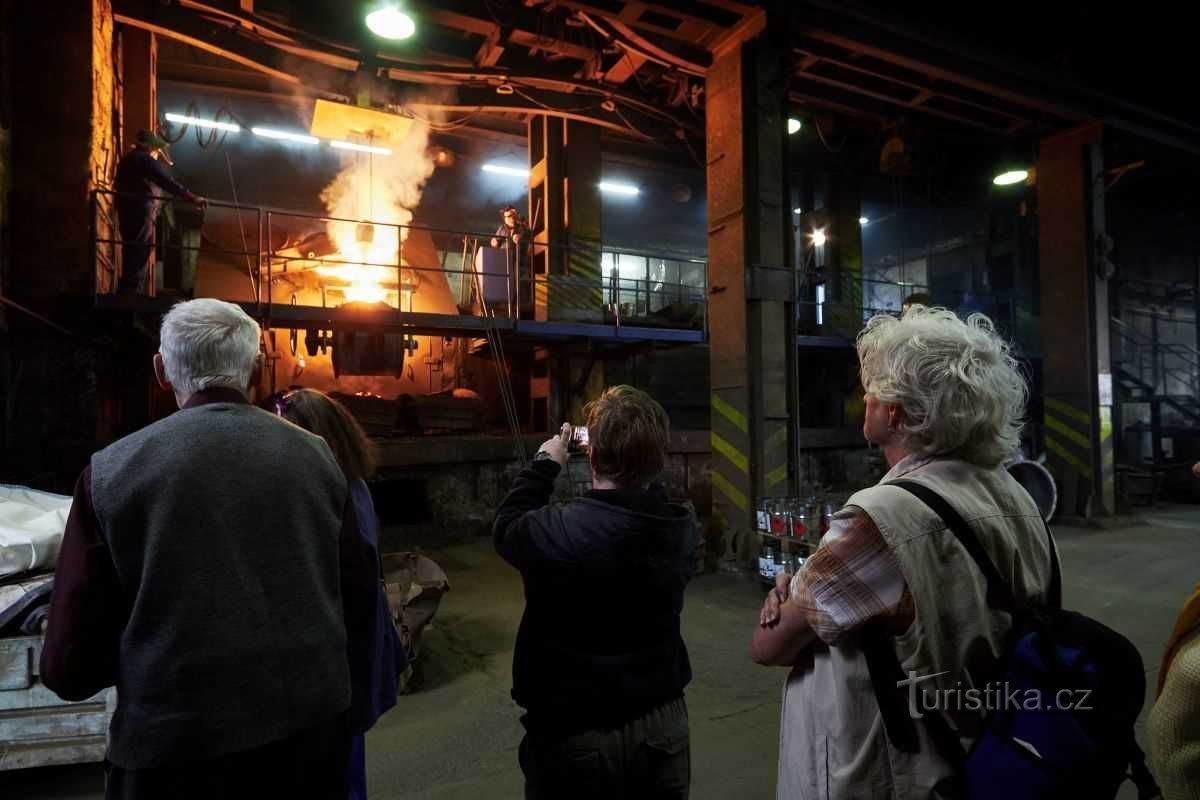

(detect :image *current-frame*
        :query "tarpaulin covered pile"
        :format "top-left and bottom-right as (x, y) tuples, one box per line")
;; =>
(0, 485), (70, 635)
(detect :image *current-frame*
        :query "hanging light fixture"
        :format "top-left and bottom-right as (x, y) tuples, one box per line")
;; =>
(365, 4), (416, 40)
(787, 117), (802, 135)
(992, 145), (1031, 187)
(993, 169), (1029, 186)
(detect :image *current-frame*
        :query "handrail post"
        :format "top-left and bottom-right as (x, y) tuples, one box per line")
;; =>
(266, 211), (273, 322)
(255, 208), (263, 309)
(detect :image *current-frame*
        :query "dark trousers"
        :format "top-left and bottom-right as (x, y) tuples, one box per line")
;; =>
(519, 697), (690, 800)
(117, 207), (155, 292)
(104, 715), (351, 800)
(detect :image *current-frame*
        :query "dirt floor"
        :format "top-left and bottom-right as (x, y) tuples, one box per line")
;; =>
(5, 506), (1199, 799)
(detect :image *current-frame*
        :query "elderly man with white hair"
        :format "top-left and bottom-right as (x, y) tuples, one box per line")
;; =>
(40, 299), (377, 799)
(752, 306), (1057, 799)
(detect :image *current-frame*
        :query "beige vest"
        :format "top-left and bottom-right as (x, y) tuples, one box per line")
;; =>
(777, 456), (1056, 799)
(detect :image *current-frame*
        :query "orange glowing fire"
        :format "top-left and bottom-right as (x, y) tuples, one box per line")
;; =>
(313, 222), (416, 308)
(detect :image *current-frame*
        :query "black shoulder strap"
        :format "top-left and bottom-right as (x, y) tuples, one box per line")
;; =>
(865, 479), (1061, 758)
(890, 480), (1018, 613)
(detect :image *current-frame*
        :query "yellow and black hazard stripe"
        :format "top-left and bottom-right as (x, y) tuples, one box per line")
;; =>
(710, 390), (751, 513)
(1043, 396), (1093, 477)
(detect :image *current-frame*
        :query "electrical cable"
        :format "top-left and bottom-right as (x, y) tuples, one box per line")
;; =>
(813, 118), (845, 153)
(224, 151), (260, 301)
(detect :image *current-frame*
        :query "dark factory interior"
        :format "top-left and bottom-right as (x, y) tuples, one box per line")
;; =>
(2, 2), (1200, 798)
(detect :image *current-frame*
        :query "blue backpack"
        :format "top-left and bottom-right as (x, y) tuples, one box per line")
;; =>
(864, 481), (1161, 800)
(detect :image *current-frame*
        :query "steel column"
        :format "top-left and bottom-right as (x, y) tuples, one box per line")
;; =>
(1037, 122), (1115, 518)
(706, 27), (796, 563)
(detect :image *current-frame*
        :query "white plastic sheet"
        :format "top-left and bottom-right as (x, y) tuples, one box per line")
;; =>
(0, 485), (71, 579)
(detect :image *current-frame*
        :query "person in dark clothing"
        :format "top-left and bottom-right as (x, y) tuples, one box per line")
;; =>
(490, 205), (529, 249)
(278, 388), (408, 800)
(40, 299), (377, 800)
(113, 129), (206, 293)
(494, 385), (697, 800)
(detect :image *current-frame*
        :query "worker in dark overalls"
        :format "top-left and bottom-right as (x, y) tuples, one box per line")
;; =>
(490, 206), (530, 308)
(114, 129), (207, 294)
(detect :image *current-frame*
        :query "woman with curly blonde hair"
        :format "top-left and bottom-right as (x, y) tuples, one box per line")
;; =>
(753, 307), (1057, 799)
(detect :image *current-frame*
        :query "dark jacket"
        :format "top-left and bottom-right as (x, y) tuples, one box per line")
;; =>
(114, 147), (195, 221)
(347, 478), (407, 734)
(493, 460), (697, 733)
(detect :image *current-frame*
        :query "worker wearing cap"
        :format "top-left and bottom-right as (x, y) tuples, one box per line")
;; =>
(114, 129), (207, 294)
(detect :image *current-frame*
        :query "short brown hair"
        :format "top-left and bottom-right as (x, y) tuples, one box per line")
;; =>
(278, 389), (377, 481)
(584, 385), (670, 488)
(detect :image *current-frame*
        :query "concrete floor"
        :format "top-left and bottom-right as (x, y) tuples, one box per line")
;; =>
(4, 506), (1198, 799)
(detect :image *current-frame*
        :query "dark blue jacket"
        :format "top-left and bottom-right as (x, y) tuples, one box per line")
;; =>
(494, 460), (697, 733)
(347, 479), (406, 734)
(114, 147), (194, 220)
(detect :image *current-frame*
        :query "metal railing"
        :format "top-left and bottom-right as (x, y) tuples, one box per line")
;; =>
(91, 190), (708, 333)
(1112, 316), (1200, 403)
(794, 271), (1018, 339)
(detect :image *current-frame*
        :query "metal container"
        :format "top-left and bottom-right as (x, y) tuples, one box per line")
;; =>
(789, 509), (810, 540)
(769, 506), (788, 537)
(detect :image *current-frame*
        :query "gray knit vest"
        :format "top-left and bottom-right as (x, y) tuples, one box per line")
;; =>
(90, 401), (350, 769)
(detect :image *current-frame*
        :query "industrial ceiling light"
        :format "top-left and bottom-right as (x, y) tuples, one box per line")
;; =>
(598, 181), (640, 196)
(859, 216), (869, 225)
(481, 163), (530, 178)
(792, 207), (803, 214)
(993, 169), (1029, 186)
(331, 140), (392, 156)
(787, 117), (802, 135)
(811, 228), (827, 247)
(251, 127), (319, 145)
(165, 112), (239, 133)
(365, 4), (416, 40)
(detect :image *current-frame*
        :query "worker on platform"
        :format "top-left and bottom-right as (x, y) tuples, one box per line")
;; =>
(113, 129), (207, 294)
(490, 205), (529, 249)
(494, 386), (698, 799)
(40, 299), (377, 799)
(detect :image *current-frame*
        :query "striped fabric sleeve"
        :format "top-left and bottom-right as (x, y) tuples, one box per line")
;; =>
(788, 505), (914, 645)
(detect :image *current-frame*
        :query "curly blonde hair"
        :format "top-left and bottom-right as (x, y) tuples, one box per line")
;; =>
(856, 306), (1028, 467)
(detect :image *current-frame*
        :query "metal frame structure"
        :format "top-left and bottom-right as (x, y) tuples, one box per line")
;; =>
(90, 189), (707, 345)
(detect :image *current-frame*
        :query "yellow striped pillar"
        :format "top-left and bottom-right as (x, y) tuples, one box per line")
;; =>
(706, 21), (796, 562)
(1038, 122), (1115, 517)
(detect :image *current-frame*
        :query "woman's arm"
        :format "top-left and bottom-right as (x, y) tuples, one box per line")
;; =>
(751, 575), (816, 666)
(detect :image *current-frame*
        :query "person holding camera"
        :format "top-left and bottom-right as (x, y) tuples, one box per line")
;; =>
(493, 385), (698, 800)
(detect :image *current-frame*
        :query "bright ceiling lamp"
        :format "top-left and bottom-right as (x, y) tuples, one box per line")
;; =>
(993, 169), (1029, 186)
(792, 207), (803, 214)
(787, 117), (802, 135)
(365, 4), (416, 40)
(811, 228), (827, 247)
(331, 140), (392, 156)
(482, 163), (530, 178)
(859, 216), (869, 225)
(599, 181), (639, 196)
(165, 112), (239, 133)
(251, 127), (318, 145)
